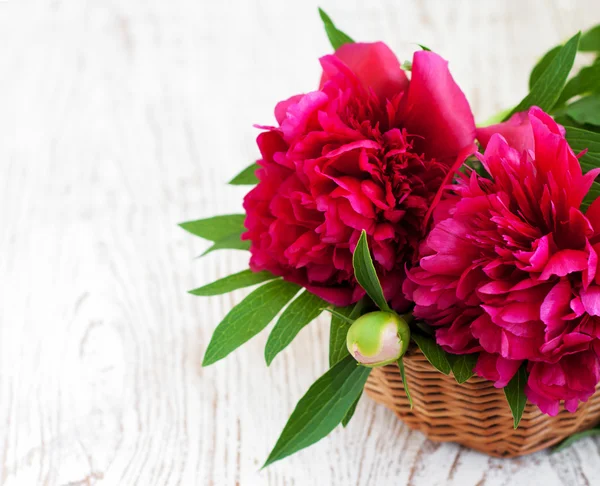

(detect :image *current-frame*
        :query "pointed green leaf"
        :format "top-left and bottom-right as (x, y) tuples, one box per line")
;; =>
(411, 333), (451, 375)
(504, 366), (528, 429)
(318, 8), (354, 50)
(263, 355), (370, 467)
(352, 230), (390, 312)
(566, 94), (600, 126)
(583, 182), (600, 211)
(328, 300), (365, 367)
(556, 62), (600, 107)
(202, 280), (300, 366)
(529, 45), (561, 90)
(229, 163), (259, 185)
(189, 270), (277, 296)
(417, 44), (431, 51)
(342, 391), (361, 427)
(201, 232), (250, 256)
(565, 126), (600, 173)
(581, 25), (600, 52)
(506, 32), (580, 119)
(180, 214), (245, 241)
(324, 308), (355, 325)
(553, 427), (600, 453)
(397, 358), (413, 409)
(415, 320), (435, 336)
(265, 291), (327, 365)
(447, 353), (478, 384)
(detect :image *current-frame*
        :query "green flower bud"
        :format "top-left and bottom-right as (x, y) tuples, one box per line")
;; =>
(346, 311), (410, 367)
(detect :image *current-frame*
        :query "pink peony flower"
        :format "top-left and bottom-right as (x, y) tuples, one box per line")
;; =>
(476, 111), (534, 153)
(525, 347), (600, 416)
(243, 42), (475, 308)
(477, 109), (566, 153)
(404, 107), (600, 414)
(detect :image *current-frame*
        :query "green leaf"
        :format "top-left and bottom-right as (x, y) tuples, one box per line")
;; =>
(447, 353), (478, 384)
(583, 182), (600, 212)
(323, 308), (355, 325)
(397, 358), (413, 409)
(189, 270), (277, 296)
(556, 62), (600, 106)
(565, 126), (600, 172)
(415, 320), (435, 336)
(263, 355), (370, 467)
(566, 94), (600, 126)
(318, 8), (354, 50)
(581, 25), (600, 52)
(180, 214), (245, 241)
(503, 366), (528, 429)
(229, 163), (259, 185)
(506, 31), (580, 119)
(201, 232), (250, 256)
(417, 44), (431, 51)
(352, 230), (391, 312)
(202, 280), (300, 366)
(328, 300), (365, 367)
(553, 427), (600, 453)
(342, 391), (361, 427)
(529, 45), (561, 90)
(411, 333), (451, 375)
(265, 291), (327, 365)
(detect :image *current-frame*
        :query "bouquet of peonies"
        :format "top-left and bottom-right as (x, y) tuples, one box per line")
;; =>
(182, 10), (600, 463)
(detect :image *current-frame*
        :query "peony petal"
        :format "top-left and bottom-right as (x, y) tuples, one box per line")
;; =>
(581, 286), (600, 316)
(540, 279), (573, 329)
(474, 352), (522, 388)
(280, 91), (329, 142)
(275, 94), (304, 125)
(399, 51), (476, 159)
(320, 42), (409, 101)
(476, 110), (534, 153)
(539, 249), (589, 280)
(586, 197), (600, 237)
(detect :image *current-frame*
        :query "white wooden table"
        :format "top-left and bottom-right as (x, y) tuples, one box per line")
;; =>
(2, 0), (600, 484)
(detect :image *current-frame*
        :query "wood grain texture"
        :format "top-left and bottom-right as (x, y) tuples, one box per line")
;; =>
(1, 0), (600, 484)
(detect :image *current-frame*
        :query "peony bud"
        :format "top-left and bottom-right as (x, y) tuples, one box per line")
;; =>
(346, 311), (410, 367)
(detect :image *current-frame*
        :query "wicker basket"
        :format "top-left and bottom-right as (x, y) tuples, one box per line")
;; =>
(364, 347), (600, 457)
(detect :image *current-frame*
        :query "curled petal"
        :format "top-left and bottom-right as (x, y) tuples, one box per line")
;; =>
(477, 110), (534, 153)
(320, 42), (409, 101)
(400, 51), (476, 160)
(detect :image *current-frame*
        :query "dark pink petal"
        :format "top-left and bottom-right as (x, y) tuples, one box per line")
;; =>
(275, 94), (304, 125)
(539, 250), (589, 280)
(529, 107), (580, 178)
(586, 197), (600, 236)
(476, 110), (534, 153)
(320, 42), (409, 101)
(302, 282), (353, 307)
(436, 314), (481, 354)
(399, 51), (476, 159)
(581, 286), (600, 316)
(474, 352), (522, 388)
(280, 91), (329, 142)
(540, 279), (573, 330)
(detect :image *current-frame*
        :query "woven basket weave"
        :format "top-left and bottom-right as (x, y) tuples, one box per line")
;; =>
(364, 347), (600, 457)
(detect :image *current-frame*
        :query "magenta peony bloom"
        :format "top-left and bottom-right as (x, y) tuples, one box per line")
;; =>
(243, 42), (475, 308)
(476, 111), (534, 153)
(404, 107), (600, 415)
(477, 109), (566, 153)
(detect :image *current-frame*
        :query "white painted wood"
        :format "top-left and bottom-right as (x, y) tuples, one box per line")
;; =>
(1, 0), (600, 484)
